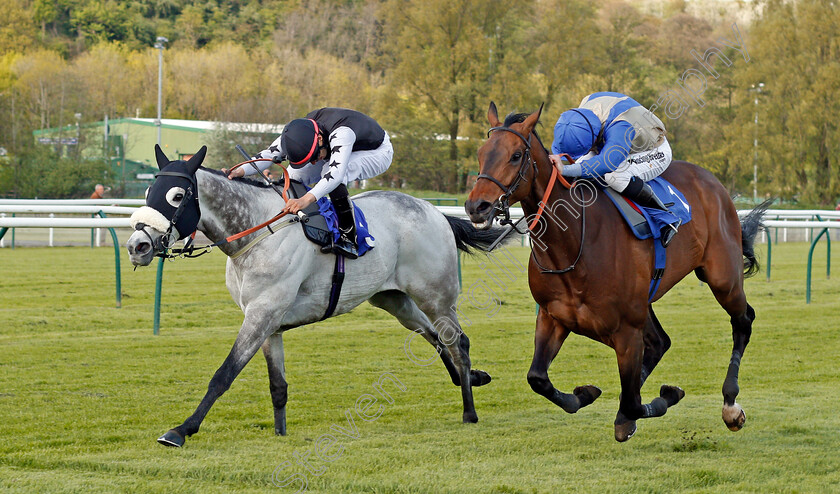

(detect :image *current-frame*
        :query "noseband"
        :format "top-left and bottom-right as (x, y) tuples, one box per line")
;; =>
(476, 126), (537, 232)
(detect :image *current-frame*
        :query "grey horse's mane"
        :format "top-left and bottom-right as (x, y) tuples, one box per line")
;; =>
(200, 166), (277, 189)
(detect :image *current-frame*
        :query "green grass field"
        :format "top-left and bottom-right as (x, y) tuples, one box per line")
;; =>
(1, 241), (839, 493)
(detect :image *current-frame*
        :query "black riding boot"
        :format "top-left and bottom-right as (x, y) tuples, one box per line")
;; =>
(621, 177), (680, 248)
(322, 184), (359, 259)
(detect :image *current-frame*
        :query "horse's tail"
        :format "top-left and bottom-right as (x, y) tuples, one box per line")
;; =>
(740, 198), (772, 278)
(445, 215), (507, 254)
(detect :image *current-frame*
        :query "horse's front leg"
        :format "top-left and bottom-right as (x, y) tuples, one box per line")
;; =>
(526, 306), (601, 413)
(158, 309), (276, 447)
(262, 332), (288, 436)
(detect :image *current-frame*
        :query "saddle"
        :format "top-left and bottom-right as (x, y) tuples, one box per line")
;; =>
(601, 177), (692, 301)
(281, 179), (375, 257)
(285, 180), (333, 246)
(602, 177), (691, 242)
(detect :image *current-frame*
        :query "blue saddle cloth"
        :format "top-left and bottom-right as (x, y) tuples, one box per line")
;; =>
(602, 177), (692, 301)
(316, 197), (375, 257)
(604, 177), (692, 241)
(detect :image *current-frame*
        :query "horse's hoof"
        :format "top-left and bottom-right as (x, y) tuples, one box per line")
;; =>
(573, 385), (602, 408)
(660, 385), (685, 407)
(157, 429), (185, 447)
(614, 420), (637, 442)
(722, 402), (746, 431)
(463, 411), (479, 424)
(470, 369), (492, 387)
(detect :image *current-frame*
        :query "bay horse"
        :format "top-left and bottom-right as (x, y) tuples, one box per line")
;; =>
(126, 145), (495, 447)
(465, 104), (767, 441)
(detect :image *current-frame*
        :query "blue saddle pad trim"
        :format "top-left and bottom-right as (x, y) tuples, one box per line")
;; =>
(602, 177), (692, 302)
(316, 197), (375, 257)
(604, 177), (692, 240)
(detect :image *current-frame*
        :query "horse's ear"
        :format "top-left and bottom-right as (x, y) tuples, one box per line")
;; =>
(186, 145), (207, 173)
(154, 144), (170, 169)
(522, 103), (544, 133)
(488, 101), (501, 127)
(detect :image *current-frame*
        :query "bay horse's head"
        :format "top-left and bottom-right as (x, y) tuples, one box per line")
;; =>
(126, 145), (206, 266)
(465, 102), (543, 229)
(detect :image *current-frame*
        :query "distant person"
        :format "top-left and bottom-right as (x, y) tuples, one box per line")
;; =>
(835, 202), (840, 211)
(548, 91), (680, 247)
(90, 184), (105, 199)
(224, 108), (393, 258)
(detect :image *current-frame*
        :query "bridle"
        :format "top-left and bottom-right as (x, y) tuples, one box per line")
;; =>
(476, 126), (538, 233)
(135, 159), (295, 259)
(476, 125), (584, 274)
(134, 168), (199, 256)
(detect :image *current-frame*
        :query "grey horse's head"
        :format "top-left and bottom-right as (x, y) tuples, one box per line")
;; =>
(126, 145), (206, 266)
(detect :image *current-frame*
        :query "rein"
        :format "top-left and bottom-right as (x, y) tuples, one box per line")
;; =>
(149, 161), (296, 259)
(479, 125), (584, 274)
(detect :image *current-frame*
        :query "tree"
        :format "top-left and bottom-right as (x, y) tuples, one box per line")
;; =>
(168, 43), (259, 120)
(0, 0), (36, 54)
(71, 43), (144, 120)
(12, 50), (72, 132)
(742, 0), (840, 204)
(273, 0), (381, 65)
(523, 0), (603, 114)
(379, 0), (518, 191)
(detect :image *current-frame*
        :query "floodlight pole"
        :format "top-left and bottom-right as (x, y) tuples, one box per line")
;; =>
(155, 36), (168, 146)
(749, 82), (764, 204)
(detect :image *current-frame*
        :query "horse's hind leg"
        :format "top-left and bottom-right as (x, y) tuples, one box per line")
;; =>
(615, 308), (684, 441)
(369, 291), (462, 385)
(262, 332), (288, 436)
(699, 256), (754, 432)
(526, 307), (602, 414)
(641, 307), (672, 387)
(369, 291), (486, 423)
(722, 303), (754, 431)
(433, 309), (483, 423)
(613, 323), (684, 442)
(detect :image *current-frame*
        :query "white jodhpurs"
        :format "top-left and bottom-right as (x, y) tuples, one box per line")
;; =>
(602, 138), (672, 193)
(288, 133), (393, 187)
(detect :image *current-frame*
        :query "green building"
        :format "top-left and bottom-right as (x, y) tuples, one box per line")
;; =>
(34, 118), (284, 197)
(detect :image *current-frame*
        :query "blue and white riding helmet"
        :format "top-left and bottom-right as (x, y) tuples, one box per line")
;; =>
(552, 108), (601, 160)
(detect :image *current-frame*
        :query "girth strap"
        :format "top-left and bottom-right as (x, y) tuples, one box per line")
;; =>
(320, 255), (346, 320)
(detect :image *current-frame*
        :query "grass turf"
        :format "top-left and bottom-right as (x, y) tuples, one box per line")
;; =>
(0, 240), (838, 493)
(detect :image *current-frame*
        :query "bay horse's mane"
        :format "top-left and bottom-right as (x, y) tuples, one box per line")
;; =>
(503, 112), (548, 153)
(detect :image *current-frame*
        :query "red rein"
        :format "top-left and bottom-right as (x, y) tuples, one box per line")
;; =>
(223, 159), (292, 243)
(529, 153), (575, 231)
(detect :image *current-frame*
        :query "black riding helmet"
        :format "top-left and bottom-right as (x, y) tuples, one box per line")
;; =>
(281, 118), (321, 168)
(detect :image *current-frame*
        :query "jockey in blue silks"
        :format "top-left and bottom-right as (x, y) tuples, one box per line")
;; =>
(548, 91), (680, 247)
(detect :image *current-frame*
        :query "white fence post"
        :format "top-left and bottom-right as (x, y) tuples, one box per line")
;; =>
(0, 213), (4, 248)
(49, 213), (54, 247)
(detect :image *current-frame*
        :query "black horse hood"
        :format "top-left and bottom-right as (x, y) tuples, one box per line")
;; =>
(130, 145), (205, 240)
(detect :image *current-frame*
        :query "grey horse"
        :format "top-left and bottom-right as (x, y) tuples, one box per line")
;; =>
(126, 146), (497, 447)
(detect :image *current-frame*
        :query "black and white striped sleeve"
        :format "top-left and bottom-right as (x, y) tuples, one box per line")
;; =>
(309, 126), (355, 200)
